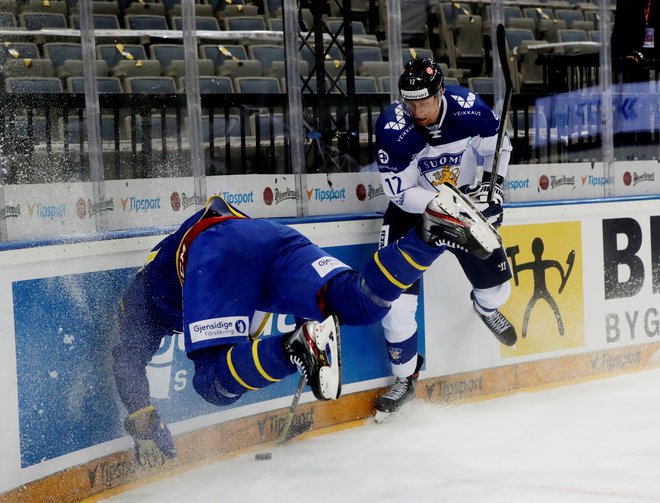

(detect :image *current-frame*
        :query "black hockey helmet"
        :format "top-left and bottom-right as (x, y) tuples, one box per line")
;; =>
(398, 58), (444, 101)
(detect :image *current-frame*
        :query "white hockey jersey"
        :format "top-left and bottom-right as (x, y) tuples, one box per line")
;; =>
(375, 85), (511, 214)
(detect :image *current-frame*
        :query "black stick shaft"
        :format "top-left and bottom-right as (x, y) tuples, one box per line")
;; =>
(277, 374), (306, 446)
(488, 23), (513, 201)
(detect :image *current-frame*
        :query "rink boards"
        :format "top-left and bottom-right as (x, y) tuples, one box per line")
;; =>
(2, 194), (660, 501)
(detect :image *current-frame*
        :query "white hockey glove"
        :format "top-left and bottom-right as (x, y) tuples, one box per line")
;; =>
(466, 174), (504, 229)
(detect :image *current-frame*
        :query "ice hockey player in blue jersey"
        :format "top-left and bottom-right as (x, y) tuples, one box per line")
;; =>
(112, 191), (501, 461)
(373, 58), (518, 419)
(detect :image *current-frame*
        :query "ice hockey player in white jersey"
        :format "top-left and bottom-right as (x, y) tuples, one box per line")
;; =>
(373, 57), (517, 419)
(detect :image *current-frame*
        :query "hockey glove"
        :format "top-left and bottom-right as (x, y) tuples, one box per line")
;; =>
(124, 405), (176, 463)
(466, 174), (504, 229)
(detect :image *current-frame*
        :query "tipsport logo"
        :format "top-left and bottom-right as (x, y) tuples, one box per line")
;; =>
(498, 222), (585, 357)
(120, 196), (161, 213)
(306, 187), (347, 202)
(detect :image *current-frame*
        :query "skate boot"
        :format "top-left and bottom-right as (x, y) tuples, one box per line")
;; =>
(418, 183), (502, 259)
(374, 355), (424, 423)
(283, 315), (342, 401)
(472, 294), (517, 347)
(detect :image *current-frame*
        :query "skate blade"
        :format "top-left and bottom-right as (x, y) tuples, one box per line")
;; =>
(316, 315), (342, 400)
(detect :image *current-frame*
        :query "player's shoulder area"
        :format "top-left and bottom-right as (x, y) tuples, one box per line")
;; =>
(444, 84), (494, 118)
(375, 101), (423, 141)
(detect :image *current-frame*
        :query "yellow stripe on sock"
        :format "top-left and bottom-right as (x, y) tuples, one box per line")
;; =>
(396, 242), (429, 271)
(227, 346), (258, 390)
(373, 251), (412, 290)
(251, 312), (272, 340)
(252, 340), (281, 383)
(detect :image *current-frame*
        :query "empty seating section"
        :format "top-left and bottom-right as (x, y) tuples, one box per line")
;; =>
(0, 0), (615, 176)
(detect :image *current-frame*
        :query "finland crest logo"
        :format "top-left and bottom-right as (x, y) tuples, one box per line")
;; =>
(384, 104), (407, 130)
(451, 91), (476, 108)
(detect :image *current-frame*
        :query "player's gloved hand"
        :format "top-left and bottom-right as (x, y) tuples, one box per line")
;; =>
(124, 405), (176, 463)
(466, 174), (504, 229)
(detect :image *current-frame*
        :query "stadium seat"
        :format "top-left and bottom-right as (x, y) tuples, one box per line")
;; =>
(557, 28), (594, 54)
(199, 115), (242, 141)
(180, 76), (234, 93)
(122, 0), (166, 16)
(505, 28), (546, 92)
(249, 112), (286, 139)
(165, 0), (213, 17)
(358, 60), (389, 79)
(269, 18), (282, 31)
(468, 76), (494, 94)
(265, 60), (309, 80)
(0, 11), (17, 27)
(248, 45), (284, 74)
(124, 76), (177, 93)
(234, 76), (281, 93)
(444, 77), (460, 86)
(6, 76), (63, 93)
(165, 60), (215, 80)
(124, 14), (169, 30)
(378, 76), (390, 93)
(69, 0), (120, 16)
(111, 59), (162, 79)
(216, 59), (262, 79)
(332, 76), (379, 94)
(97, 43), (150, 70)
(17, 0), (66, 14)
(42, 43), (83, 74)
(67, 76), (123, 93)
(149, 44), (186, 70)
(223, 15), (267, 31)
(352, 46), (383, 72)
(170, 16), (220, 31)
(554, 9), (587, 29)
(56, 59), (110, 79)
(18, 12), (67, 30)
(200, 44), (248, 70)
(215, 3), (259, 19)
(264, 0), (281, 17)
(1, 59), (54, 78)
(0, 42), (40, 62)
(69, 14), (121, 29)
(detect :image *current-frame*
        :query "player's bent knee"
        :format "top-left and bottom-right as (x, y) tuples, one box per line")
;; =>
(190, 348), (245, 407)
(192, 367), (243, 407)
(473, 281), (511, 310)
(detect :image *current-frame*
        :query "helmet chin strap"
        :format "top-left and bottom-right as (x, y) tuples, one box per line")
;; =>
(426, 92), (444, 130)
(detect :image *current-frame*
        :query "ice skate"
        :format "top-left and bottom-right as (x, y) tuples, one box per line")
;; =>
(283, 315), (341, 401)
(472, 295), (517, 346)
(374, 355), (423, 423)
(418, 183), (502, 259)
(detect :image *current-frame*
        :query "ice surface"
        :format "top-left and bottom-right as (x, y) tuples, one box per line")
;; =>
(103, 368), (660, 503)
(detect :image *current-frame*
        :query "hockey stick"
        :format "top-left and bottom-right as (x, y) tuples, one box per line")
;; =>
(488, 23), (513, 201)
(276, 373), (307, 446)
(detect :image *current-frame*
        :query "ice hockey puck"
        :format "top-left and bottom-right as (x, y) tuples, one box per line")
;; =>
(255, 452), (272, 461)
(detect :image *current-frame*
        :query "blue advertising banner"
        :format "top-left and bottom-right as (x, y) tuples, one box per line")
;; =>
(534, 82), (660, 145)
(13, 243), (426, 468)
